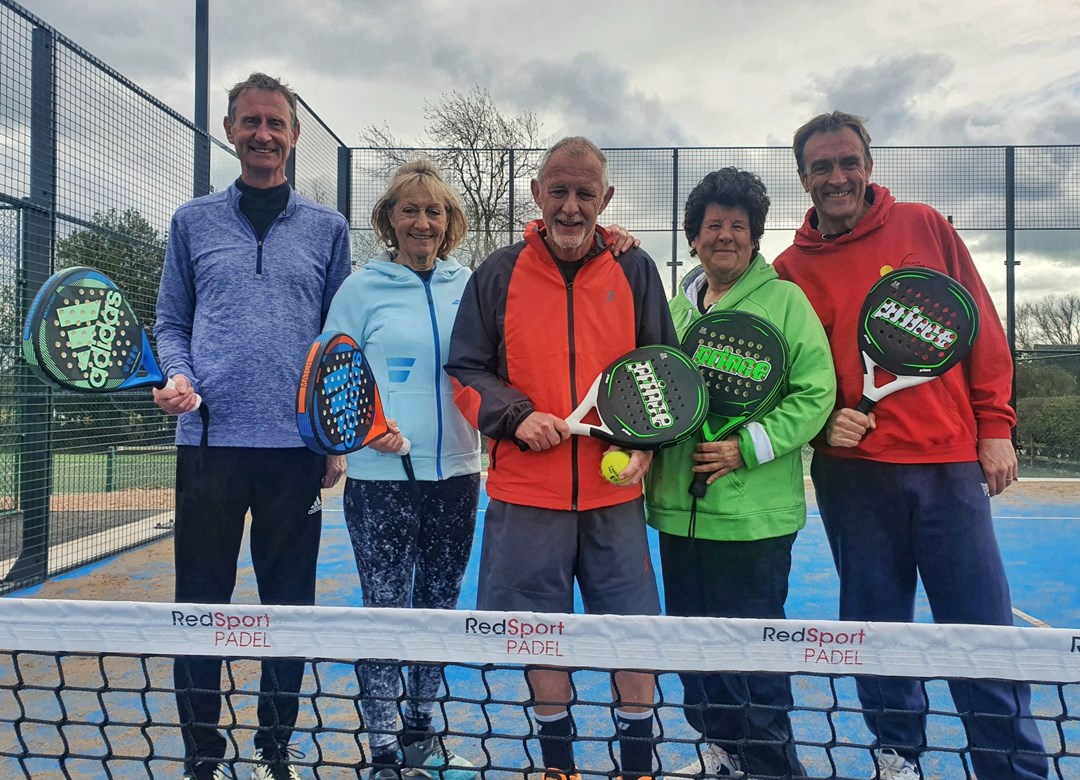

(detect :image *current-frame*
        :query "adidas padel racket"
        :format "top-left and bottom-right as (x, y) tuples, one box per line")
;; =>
(22, 266), (201, 407)
(856, 267), (979, 414)
(680, 310), (789, 498)
(564, 345), (708, 450)
(296, 331), (415, 480)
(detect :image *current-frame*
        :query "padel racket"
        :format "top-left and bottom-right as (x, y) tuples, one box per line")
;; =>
(856, 267), (979, 414)
(680, 310), (789, 497)
(22, 266), (201, 407)
(296, 331), (415, 480)
(564, 345), (708, 450)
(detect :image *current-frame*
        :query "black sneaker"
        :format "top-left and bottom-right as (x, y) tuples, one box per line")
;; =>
(182, 760), (235, 780)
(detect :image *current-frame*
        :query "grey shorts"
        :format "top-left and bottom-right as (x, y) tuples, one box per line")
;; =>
(476, 497), (661, 616)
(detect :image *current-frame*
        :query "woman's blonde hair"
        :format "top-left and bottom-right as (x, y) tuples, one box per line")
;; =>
(371, 159), (468, 258)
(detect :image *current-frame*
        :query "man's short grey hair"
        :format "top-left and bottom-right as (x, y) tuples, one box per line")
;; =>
(537, 136), (609, 189)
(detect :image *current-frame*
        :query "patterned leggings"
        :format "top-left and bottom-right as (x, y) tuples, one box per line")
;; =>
(343, 473), (481, 752)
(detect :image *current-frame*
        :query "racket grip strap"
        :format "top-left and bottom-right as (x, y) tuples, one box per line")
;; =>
(401, 451), (416, 483)
(398, 438), (411, 456)
(163, 377), (203, 411)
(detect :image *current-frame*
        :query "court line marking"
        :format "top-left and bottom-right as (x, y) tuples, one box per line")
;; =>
(1013, 607), (1051, 628)
(0, 511), (174, 582)
(805, 513), (1080, 521)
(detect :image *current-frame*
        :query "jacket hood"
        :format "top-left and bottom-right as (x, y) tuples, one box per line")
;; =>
(677, 252), (779, 312)
(791, 183), (895, 254)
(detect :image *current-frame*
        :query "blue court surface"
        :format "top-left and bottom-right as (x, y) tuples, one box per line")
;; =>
(4, 479), (1080, 779)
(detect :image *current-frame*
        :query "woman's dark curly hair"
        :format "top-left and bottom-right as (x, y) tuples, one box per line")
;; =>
(683, 167), (770, 256)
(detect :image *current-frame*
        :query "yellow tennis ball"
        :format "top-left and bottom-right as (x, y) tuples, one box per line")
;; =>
(601, 450), (632, 484)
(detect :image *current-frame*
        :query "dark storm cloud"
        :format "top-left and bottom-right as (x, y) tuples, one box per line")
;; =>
(798, 52), (957, 142)
(507, 53), (697, 147)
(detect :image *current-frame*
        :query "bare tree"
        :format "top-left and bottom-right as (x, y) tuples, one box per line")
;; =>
(359, 86), (548, 269)
(1016, 293), (1080, 348)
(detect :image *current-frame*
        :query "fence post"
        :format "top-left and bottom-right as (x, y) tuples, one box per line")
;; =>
(670, 148), (680, 292)
(1005, 146), (1018, 416)
(336, 146), (351, 221)
(8, 26), (57, 586)
(508, 148), (516, 245)
(192, 0), (210, 198)
(105, 447), (117, 493)
(286, 148), (297, 190)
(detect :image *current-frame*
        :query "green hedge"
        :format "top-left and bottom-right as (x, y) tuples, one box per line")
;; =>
(1017, 396), (1080, 463)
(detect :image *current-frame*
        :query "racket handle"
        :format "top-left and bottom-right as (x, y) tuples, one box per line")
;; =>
(395, 437), (417, 483)
(401, 451), (416, 483)
(854, 397), (876, 415)
(688, 470), (709, 499)
(163, 377), (203, 411)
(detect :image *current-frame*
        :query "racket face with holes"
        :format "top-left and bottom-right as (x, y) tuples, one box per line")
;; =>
(21, 267), (86, 368)
(23, 266), (165, 392)
(859, 267), (979, 378)
(570, 345), (707, 449)
(680, 310), (789, 441)
(296, 332), (390, 455)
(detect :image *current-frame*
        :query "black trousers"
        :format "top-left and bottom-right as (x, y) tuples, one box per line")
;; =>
(659, 531), (806, 778)
(172, 446), (324, 765)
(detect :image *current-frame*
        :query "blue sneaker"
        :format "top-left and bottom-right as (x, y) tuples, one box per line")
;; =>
(402, 730), (477, 780)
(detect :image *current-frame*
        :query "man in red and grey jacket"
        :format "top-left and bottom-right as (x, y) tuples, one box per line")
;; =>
(446, 136), (675, 780)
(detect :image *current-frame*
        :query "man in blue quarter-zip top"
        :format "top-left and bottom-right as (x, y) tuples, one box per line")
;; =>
(153, 72), (351, 780)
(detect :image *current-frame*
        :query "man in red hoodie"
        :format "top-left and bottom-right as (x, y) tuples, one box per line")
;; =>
(773, 112), (1047, 780)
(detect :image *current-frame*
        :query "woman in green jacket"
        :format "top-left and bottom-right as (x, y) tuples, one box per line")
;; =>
(645, 168), (835, 778)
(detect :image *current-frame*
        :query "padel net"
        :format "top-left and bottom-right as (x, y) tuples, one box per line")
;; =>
(1, 599), (1077, 778)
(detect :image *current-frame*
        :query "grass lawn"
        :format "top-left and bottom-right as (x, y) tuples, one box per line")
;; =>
(0, 448), (175, 498)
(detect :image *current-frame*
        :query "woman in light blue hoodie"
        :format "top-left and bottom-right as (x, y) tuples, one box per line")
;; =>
(324, 160), (481, 780)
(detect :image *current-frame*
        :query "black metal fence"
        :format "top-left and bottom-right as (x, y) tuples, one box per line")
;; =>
(345, 145), (1080, 287)
(1, 0), (1078, 592)
(0, 0), (347, 593)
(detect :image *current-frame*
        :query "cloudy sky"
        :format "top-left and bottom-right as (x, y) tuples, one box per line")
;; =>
(17, 0), (1080, 307)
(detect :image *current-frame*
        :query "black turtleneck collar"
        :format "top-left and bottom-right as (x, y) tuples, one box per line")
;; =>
(236, 178), (291, 240)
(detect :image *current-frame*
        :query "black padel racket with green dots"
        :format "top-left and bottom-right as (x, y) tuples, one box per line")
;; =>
(22, 266), (201, 407)
(564, 345), (708, 450)
(296, 331), (415, 481)
(856, 267), (979, 414)
(680, 310), (789, 498)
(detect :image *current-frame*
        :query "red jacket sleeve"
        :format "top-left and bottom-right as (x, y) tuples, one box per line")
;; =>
(445, 251), (535, 442)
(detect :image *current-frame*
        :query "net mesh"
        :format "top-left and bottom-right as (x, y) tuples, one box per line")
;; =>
(2, 598), (1078, 779)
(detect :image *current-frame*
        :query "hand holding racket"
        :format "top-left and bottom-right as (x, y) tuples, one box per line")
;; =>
(680, 310), (789, 497)
(153, 373), (201, 416)
(855, 267), (979, 414)
(22, 266), (202, 409)
(296, 332), (415, 481)
(561, 344), (708, 450)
